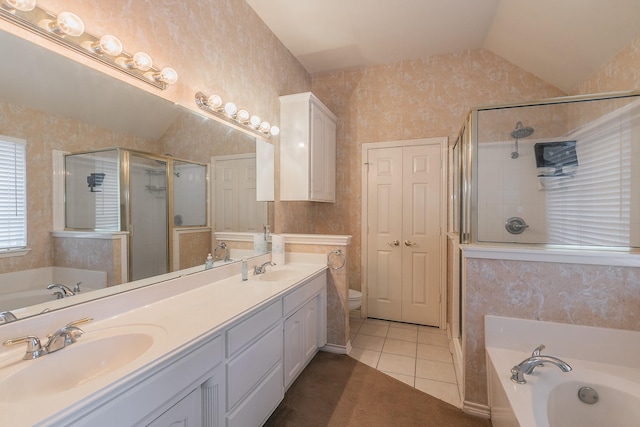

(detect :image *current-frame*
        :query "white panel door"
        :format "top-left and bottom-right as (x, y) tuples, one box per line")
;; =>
(366, 143), (442, 326)
(401, 145), (442, 326)
(213, 156), (267, 232)
(366, 147), (404, 321)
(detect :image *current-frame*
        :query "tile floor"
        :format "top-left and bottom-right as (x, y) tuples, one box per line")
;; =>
(348, 314), (461, 407)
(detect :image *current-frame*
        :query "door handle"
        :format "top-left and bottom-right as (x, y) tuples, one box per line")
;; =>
(404, 240), (417, 246)
(388, 240), (400, 247)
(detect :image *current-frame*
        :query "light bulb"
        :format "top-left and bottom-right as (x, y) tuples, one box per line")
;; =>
(154, 67), (178, 84)
(250, 115), (261, 129)
(125, 51), (153, 71)
(92, 34), (123, 56)
(4, 0), (36, 11)
(236, 109), (250, 123)
(224, 102), (237, 117)
(259, 121), (271, 133)
(270, 125), (280, 136)
(207, 95), (223, 109)
(52, 11), (84, 37)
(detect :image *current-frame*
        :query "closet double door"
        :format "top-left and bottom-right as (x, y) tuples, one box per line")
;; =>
(365, 140), (444, 327)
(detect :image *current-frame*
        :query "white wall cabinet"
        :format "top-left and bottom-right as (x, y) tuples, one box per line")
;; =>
(279, 92), (337, 202)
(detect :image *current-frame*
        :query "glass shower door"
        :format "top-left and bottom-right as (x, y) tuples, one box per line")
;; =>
(129, 154), (168, 281)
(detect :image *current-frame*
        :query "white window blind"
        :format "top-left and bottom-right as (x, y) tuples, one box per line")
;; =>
(94, 159), (119, 230)
(546, 112), (632, 246)
(0, 137), (27, 250)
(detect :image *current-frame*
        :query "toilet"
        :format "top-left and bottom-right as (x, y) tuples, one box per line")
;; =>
(348, 289), (362, 311)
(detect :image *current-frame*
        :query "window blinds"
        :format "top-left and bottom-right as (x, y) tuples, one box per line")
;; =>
(0, 138), (27, 250)
(546, 113), (633, 246)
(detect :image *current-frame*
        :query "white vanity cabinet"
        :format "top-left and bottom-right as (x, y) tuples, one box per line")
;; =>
(279, 92), (337, 202)
(225, 300), (284, 427)
(283, 273), (327, 389)
(65, 335), (225, 427)
(23, 266), (328, 427)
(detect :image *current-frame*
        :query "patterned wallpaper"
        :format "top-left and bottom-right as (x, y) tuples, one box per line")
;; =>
(310, 49), (565, 292)
(1, 0), (310, 275)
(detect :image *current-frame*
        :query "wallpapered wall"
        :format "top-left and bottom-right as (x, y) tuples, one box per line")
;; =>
(3, 0), (311, 274)
(310, 49), (565, 292)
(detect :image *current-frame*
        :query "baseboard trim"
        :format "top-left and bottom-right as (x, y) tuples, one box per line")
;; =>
(320, 342), (351, 355)
(462, 401), (491, 419)
(449, 330), (464, 407)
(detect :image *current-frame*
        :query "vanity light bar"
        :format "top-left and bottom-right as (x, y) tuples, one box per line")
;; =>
(195, 92), (280, 139)
(0, 2), (178, 90)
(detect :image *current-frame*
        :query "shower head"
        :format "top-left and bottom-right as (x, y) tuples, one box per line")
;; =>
(511, 121), (534, 139)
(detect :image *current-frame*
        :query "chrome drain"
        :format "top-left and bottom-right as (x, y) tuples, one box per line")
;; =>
(578, 386), (599, 404)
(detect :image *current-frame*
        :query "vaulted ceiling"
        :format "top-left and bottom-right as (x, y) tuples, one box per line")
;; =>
(246, 0), (640, 93)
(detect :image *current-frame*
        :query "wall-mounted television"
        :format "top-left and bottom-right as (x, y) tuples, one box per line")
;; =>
(534, 140), (578, 176)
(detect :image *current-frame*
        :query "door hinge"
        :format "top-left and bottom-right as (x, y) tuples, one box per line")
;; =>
(364, 162), (370, 172)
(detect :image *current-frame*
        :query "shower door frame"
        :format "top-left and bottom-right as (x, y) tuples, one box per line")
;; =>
(122, 150), (172, 283)
(460, 90), (640, 245)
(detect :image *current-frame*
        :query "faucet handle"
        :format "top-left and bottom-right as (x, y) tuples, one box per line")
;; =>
(3, 336), (46, 360)
(532, 344), (545, 357)
(66, 317), (93, 328)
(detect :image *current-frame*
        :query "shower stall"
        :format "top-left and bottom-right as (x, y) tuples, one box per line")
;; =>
(64, 148), (208, 282)
(455, 91), (640, 248)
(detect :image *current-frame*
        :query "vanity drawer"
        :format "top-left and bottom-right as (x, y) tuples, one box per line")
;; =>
(226, 323), (283, 411)
(283, 272), (326, 317)
(226, 299), (282, 358)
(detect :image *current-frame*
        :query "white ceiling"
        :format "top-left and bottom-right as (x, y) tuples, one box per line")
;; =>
(246, 0), (640, 93)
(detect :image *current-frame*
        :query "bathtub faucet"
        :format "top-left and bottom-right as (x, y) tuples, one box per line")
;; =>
(46, 283), (75, 298)
(510, 351), (572, 384)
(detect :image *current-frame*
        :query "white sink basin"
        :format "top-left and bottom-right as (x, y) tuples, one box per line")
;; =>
(257, 269), (300, 282)
(0, 324), (166, 402)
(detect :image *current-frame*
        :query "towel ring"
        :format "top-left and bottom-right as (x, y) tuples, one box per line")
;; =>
(327, 249), (346, 270)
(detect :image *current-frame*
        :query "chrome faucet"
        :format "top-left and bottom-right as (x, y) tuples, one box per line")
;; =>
(0, 311), (17, 324)
(510, 344), (572, 384)
(46, 283), (75, 297)
(254, 261), (276, 275)
(3, 317), (92, 360)
(45, 325), (85, 353)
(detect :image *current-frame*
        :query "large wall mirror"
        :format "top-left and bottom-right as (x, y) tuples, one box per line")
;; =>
(0, 27), (274, 323)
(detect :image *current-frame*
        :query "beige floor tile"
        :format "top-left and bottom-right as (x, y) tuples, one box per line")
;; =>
(358, 323), (389, 338)
(418, 325), (447, 335)
(418, 330), (449, 347)
(363, 318), (391, 327)
(382, 338), (417, 357)
(348, 347), (381, 368)
(386, 327), (418, 342)
(417, 343), (452, 363)
(389, 322), (419, 331)
(352, 334), (386, 352)
(415, 359), (457, 384)
(382, 371), (415, 387)
(377, 353), (416, 376)
(414, 378), (461, 408)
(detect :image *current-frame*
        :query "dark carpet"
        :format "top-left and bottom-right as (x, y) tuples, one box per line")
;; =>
(265, 351), (492, 427)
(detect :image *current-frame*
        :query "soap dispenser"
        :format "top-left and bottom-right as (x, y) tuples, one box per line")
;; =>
(241, 257), (248, 281)
(205, 253), (214, 270)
